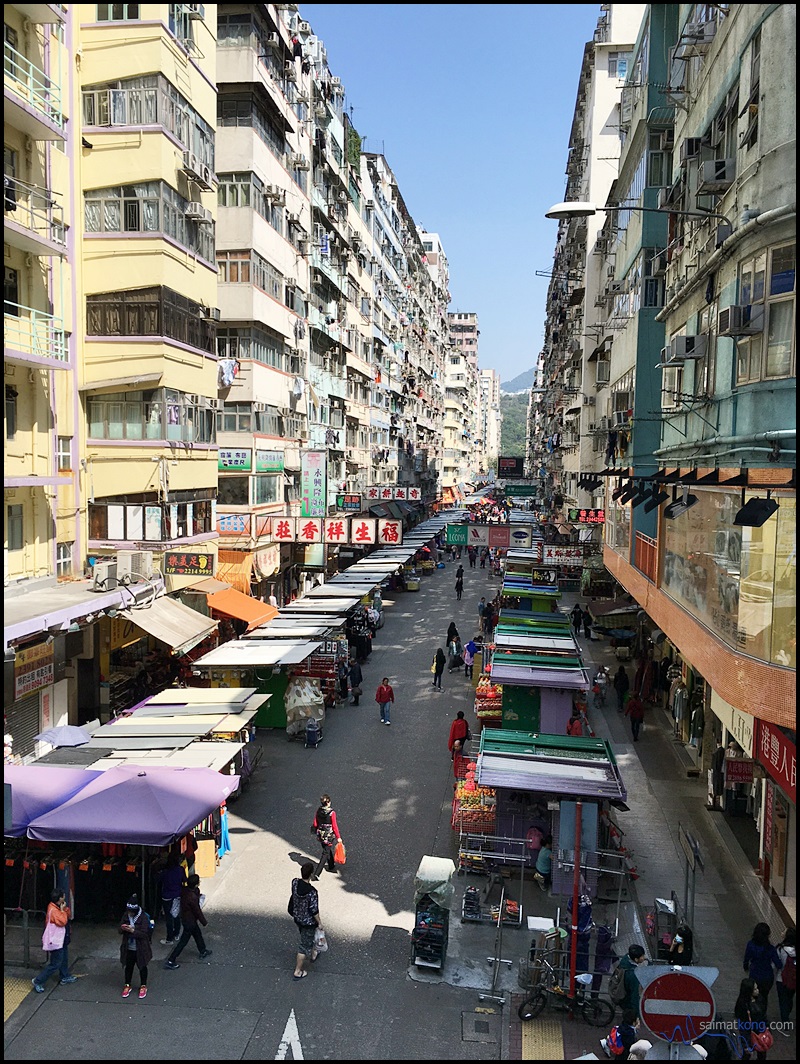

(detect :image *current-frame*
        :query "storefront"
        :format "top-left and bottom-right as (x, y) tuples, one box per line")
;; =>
(754, 720), (796, 913)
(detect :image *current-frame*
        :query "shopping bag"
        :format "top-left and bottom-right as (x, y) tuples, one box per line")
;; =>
(333, 841), (346, 865)
(42, 921), (66, 952)
(314, 927), (329, 953)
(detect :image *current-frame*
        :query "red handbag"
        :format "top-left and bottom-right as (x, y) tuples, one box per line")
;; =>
(751, 1028), (774, 1052)
(333, 841), (346, 865)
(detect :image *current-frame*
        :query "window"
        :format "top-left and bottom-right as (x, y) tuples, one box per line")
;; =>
(7, 504), (23, 551)
(735, 243), (795, 383)
(647, 132), (670, 189)
(86, 286), (215, 354)
(694, 304), (715, 396)
(57, 436), (72, 470)
(217, 476), (249, 506)
(56, 542), (73, 577)
(4, 266), (19, 315)
(169, 4), (196, 49)
(89, 493), (214, 541)
(253, 475), (280, 505)
(4, 25), (19, 78)
(608, 51), (630, 78)
(88, 389), (215, 444)
(217, 94), (286, 164)
(96, 4), (140, 19)
(5, 385), (17, 440)
(740, 31), (760, 151)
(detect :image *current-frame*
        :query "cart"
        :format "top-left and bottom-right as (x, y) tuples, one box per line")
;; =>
(411, 855), (455, 970)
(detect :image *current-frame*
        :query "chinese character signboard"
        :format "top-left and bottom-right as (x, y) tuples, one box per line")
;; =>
(335, 493), (362, 512)
(407, 486), (421, 501)
(724, 755), (755, 784)
(394, 486), (407, 501)
(755, 720), (796, 804)
(14, 643), (54, 699)
(218, 448), (252, 471)
(568, 508), (606, 524)
(366, 486), (381, 500)
(541, 545), (585, 566)
(163, 553), (214, 576)
(378, 519), (402, 545)
(256, 450), (284, 473)
(301, 451), (327, 518)
(498, 456), (525, 478)
(325, 518), (349, 543)
(350, 518), (376, 545)
(272, 517), (296, 543)
(297, 518), (322, 543)
(217, 513), (250, 536)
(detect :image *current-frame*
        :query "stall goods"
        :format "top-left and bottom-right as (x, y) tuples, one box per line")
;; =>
(475, 677), (503, 731)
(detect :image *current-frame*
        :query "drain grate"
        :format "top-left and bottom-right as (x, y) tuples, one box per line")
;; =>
(462, 1009), (500, 1044)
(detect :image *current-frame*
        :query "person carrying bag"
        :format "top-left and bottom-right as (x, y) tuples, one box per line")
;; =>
(32, 889), (71, 993)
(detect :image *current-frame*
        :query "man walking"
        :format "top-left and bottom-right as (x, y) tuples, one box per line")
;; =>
(375, 677), (394, 725)
(625, 696), (645, 741)
(164, 874), (212, 969)
(582, 607), (593, 641)
(348, 657), (363, 705)
(570, 603), (583, 634)
(289, 862), (323, 981)
(455, 573), (464, 601)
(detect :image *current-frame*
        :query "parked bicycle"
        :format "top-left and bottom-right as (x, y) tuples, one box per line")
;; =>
(518, 954), (615, 1027)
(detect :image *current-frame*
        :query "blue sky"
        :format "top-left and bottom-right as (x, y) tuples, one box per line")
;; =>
(299, 4), (601, 383)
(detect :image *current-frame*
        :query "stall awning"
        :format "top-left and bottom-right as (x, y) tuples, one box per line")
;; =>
(193, 639), (323, 669)
(369, 504), (390, 518)
(386, 501), (404, 520)
(119, 596), (218, 657)
(216, 551), (253, 595)
(207, 588), (278, 631)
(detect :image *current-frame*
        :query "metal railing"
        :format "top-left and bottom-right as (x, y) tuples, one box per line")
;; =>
(4, 907), (46, 968)
(4, 176), (66, 249)
(4, 42), (63, 128)
(4, 303), (68, 362)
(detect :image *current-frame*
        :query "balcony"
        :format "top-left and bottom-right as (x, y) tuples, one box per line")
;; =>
(11, 5), (65, 22)
(3, 177), (67, 257)
(4, 41), (65, 140)
(4, 303), (68, 367)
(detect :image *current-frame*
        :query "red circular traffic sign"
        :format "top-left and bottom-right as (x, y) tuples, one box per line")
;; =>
(640, 970), (716, 1043)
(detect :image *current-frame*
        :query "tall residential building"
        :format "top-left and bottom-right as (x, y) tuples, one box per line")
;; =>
(443, 311), (480, 493)
(539, 4), (796, 910)
(478, 368), (502, 475)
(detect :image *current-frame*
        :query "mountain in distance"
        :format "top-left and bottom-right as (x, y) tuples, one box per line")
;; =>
(501, 367), (535, 394)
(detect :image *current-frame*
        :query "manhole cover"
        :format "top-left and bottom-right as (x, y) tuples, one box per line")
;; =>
(462, 1010), (500, 1044)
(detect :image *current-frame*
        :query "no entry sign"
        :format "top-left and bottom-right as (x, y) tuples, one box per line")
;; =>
(640, 969), (715, 1043)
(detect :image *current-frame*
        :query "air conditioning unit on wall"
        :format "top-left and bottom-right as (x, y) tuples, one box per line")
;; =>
(117, 551), (154, 582)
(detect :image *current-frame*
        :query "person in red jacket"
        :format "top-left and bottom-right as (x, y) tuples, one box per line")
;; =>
(625, 696), (645, 741)
(375, 677), (395, 725)
(566, 706), (584, 737)
(448, 711), (471, 752)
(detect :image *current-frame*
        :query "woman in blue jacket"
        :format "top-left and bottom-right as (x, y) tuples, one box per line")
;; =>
(743, 922), (783, 1014)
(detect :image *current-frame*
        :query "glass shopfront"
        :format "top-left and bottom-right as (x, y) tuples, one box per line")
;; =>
(662, 490), (795, 667)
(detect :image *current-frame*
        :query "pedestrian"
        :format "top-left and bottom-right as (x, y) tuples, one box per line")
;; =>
(446, 620), (460, 646)
(533, 835), (553, 891)
(477, 597), (486, 622)
(337, 658), (350, 702)
(375, 676), (394, 725)
(32, 889), (75, 993)
(455, 574), (464, 601)
(119, 894), (153, 999)
(448, 710), (471, 752)
(468, 547), (476, 569)
(582, 608), (594, 640)
(625, 696), (645, 741)
(432, 647), (446, 689)
(456, 564), (465, 581)
(570, 603), (583, 633)
(463, 639), (477, 679)
(289, 861), (323, 981)
(566, 705), (584, 737)
(775, 928), (796, 1024)
(617, 945), (648, 1019)
(311, 794), (343, 878)
(447, 634), (463, 673)
(734, 978), (770, 1060)
(599, 1008), (653, 1060)
(744, 923), (783, 1013)
(668, 923), (694, 965)
(613, 665), (630, 712)
(157, 850), (185, 946)
(163, 874), (212, 970)
(348, 657), (363, 705)
(593, 666), (610, 706)
(480, 548), (488, 569)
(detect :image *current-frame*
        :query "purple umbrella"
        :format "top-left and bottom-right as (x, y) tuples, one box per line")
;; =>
(26, 764), (240, 846)
(4, 764), (100, 837)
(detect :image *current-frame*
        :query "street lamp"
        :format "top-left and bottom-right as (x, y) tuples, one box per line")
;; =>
(545, 200), (734, 228)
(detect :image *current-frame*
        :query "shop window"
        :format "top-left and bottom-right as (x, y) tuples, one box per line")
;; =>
(735, 243), (795, 384)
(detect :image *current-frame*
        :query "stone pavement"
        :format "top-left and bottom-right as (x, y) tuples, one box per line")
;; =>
(3, 560), (795, 1060)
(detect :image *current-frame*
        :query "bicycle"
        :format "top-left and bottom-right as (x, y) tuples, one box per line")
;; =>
(518, 955), (615, 1027)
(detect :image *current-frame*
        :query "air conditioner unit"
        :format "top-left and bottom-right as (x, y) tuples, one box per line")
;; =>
(298, 20), (311, 33)
(287, 211), (301, 224)
(290, 153), (310, 171)
(295, 91), (310, 104)
(583, 395), (595, 406)
(185, 201), (212, 223)
(606, 265), (616, 279)
(679, 137), (702, 164)
(117, 550), (154, 582)
(182, 150), (202, 180)
(598, 416), (610, 431)
(685, 20), (717, 47)
(657, 186), (674, 211)
(187, 3), (205, 19)
(658, 347), (671, 367)
(715, 222), (732, 247)
(298, 239), (310, 254)
(284, 60), (297, 80)
(652, 250), (668, 276)
(203, 307), (221, 321)
(265, 32), (280, 50)
(92, 560), (118, 592)
(718, 304), (765, 337)
(670, 334), (708, 361)
(299, 430), (309, 440)
(314, 101), (326, 118)
(659, 128), (675, 151)
(330, 76), (342, 88)
(312, 268), (324, 284)
(697, 158), (735, 195)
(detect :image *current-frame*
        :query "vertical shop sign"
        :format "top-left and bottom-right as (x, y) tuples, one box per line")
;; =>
(755, 720), (796, 803)
(763, 780), (774, 852)
(301, 451), (327, 518)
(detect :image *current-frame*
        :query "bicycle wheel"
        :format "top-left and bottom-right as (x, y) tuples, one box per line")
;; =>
(518, 991), (548, 1021)
(582, 997), (615, 1027)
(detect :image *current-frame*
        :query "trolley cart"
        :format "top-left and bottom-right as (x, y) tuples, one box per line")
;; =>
(411, 856), (455, 970)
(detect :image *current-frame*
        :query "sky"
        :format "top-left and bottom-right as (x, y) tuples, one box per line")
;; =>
(299, 4), (601, 383)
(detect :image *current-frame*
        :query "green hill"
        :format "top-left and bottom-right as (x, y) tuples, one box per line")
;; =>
(500, 392), (528, 457)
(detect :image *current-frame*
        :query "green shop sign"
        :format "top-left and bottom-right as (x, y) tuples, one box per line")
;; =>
(446, 524), (468, 545)
(256, 450), (284, 473)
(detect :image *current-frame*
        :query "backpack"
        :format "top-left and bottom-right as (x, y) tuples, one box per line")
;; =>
(782, 952), (796, 990)
(606, 1025), (626, 1056)
(608, 962), (627, 1004)
(289, 879), (315, 926)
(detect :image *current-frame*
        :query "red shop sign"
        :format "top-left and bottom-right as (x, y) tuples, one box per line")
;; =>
(725, 756), (754, 784)
(755, 720), (796, 804)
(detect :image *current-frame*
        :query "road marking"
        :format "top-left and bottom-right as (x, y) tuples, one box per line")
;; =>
(275, 1008), (304, 1060)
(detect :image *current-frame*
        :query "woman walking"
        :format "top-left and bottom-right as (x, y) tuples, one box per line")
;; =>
(312, 794), (343, 878)
(375, 677), (394, 725)
(734, 978), (769, 1060)
(613, 665), (630, 712)
(744, 922), (783, 1014)
(455, 574), (464, 601)
(432, 647), (446, 690)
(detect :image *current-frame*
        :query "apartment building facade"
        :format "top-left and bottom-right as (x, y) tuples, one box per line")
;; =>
(478, 368), (502, 475)
(535, 3), (796, 913)
(443, 311), (480, 494)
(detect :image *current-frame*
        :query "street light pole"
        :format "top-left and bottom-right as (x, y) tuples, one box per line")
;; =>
(545, 200), (734, 230)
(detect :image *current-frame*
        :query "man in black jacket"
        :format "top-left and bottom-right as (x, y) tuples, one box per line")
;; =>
(348, 658), (363, 705)
(164, 875), (212, 969)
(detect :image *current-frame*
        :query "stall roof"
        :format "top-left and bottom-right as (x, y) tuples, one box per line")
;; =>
(127, 700), (265, 718)
(89, 742), (245, 773)
(494, 635), (581, 652)
(206, 588), (278, 631)
(368, 504), (390, 518)
(280, 598), (362, 613)
(244, 625), (329, 640)
(92, 716), (232, 738)
(4, 765), (102, 837)
(304, 585), (367, 598)
(476, 730), (626, 801)
(192, 639), (322, 668)
(86, 735), (195, 750)
(146, 687), (259, 705)
(489, 663), (589, 689)
(119, 596), (218, 656)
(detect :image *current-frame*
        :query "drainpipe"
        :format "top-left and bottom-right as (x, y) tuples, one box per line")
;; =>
(653, 429), (796, 459)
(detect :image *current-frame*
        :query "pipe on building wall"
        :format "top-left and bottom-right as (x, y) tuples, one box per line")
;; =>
(654, 428), (796, 458)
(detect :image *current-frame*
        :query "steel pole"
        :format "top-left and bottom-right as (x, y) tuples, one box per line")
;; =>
(569, 799), (583, 998)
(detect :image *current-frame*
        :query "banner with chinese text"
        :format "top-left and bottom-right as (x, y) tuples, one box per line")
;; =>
(300, 451), (327, 518)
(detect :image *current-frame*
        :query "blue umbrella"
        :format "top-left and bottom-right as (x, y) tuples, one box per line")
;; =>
(35, 725), (91, 748)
